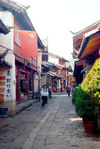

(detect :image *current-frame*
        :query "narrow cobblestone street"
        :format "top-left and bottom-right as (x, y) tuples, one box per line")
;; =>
(0, 94), (100, 149)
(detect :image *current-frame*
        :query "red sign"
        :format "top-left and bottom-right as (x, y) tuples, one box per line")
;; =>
(76, 59), (87, 66)
(18, 31), (38, 58)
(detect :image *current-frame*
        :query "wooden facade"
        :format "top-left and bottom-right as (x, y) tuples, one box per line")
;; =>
(13, 11), (38, 103)
(0, 0), (44, 114)
(73, 21), (100, 85)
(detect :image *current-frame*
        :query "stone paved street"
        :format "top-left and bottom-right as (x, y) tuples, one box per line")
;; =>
(0, 94), (100, 149)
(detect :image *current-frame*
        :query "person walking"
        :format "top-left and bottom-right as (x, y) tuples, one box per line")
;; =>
(40, 85), (49, 107)
(48, 87), (52, 99)
(66, 86), (68, 93)
(67, 86), (71, 97)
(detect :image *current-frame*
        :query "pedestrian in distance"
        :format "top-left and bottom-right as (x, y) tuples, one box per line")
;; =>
(71, 87), (74, 95)
(67, 86), (71, 97)
(66, 86), (68, 93)
(60, 86), (63, 93)
(48, 87), (52, 99)
(40, 85), (49, 108)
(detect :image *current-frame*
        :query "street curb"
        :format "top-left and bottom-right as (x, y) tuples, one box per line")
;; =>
(16, 99), (40, 115)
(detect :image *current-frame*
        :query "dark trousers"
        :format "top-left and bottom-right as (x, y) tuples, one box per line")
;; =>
(67, 90), (70, 96)
(42, 96), (47, 106)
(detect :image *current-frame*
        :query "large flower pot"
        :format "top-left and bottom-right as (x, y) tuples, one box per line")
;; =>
(83, 121), (95, 134)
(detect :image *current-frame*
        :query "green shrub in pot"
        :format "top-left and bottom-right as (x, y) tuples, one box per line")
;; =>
(72, 58), (100, 121)
(75, 88), (99, 121)
(81, 58), (100, 100)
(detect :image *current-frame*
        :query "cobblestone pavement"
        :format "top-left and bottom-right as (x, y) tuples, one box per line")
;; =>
(0, 95), (100, 149)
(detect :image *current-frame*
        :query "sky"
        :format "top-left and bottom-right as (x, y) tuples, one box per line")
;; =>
(14, 0), (100, 60)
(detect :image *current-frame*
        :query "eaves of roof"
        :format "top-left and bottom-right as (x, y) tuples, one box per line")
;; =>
(49, 52), (69, 62)
(0, 19), (10, 34)
(0, 0), (45, 50)
(78, 28), (100, 59)
(0, 59), (12, 68)
(73, 20), (100, 38)
(47, 71), (64, 78)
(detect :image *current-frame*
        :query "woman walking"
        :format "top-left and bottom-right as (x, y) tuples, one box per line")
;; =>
(40, 85), (49, 107)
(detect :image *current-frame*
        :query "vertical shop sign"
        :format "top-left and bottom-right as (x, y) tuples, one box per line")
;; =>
(0, 70), (6, 103)
(0, 69), (13, 102)
(5, 70), (12, 100)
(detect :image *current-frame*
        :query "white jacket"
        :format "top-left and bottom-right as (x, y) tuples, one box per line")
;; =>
(41, 88), (49, 97)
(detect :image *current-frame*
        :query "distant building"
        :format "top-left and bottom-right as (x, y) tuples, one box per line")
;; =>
(42, 52), (71, 92)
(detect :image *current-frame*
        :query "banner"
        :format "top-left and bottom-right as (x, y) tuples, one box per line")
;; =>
(18, 31), (38, 58)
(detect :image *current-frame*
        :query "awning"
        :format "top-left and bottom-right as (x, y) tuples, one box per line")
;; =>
(47, 71), (64, 78)
(42, 62), (62, 68)
(0, 59), (12, 68)
(78, 27), (100, 58)
(81, 68), (88, 73)
(0, 19), (10, 34)
(45, 62), (54, 66)
(42, 63), (49, 68)
(47, 72), (54, 76)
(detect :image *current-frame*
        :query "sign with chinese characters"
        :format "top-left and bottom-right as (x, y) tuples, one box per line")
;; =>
(5, 70), (12, 100)
(0, 69), (14, 103)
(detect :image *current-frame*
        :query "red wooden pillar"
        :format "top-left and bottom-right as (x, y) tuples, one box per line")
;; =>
(98, 48), (100, 57)
(32, 72), (34, 95)
(52, 78), (54, 91)
(16, 65), (20, 103)
(26, 70), (29, 96)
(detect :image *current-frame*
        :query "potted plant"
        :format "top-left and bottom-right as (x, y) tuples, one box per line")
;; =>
(81, 58), (100, 132)
(81, 58), (100, 101)
(72, 58), (100, 133)
(75, 89), (98, 133)
(73, 86), (99, 133)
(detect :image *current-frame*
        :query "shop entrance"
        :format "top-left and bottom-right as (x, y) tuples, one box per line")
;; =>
(20, 72), (27, 101)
